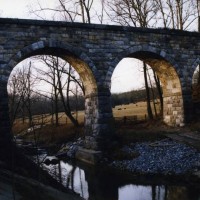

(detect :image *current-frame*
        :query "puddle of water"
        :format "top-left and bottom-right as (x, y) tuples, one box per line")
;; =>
(40, 157), (200, 200)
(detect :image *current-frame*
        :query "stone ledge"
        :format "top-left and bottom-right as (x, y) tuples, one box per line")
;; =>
(75, 147), (102, 165)
(0, 18), (199, 37)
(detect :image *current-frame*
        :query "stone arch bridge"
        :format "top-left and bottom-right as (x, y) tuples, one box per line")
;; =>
(0, 18), (199, 160)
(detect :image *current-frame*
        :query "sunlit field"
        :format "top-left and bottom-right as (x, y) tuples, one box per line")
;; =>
(113, 101), (160, 120)
(13, 101), (160, 134)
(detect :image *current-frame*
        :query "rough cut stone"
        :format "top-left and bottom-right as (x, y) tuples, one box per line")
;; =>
(0, 18), (199, 155)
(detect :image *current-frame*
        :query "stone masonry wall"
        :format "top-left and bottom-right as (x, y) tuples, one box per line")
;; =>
(0, 18), (200, 151)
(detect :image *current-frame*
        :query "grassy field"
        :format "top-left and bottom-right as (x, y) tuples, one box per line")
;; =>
(113, 101), (160, 121)
(13, 101), (160, 131)
(12, 101), (162, 145)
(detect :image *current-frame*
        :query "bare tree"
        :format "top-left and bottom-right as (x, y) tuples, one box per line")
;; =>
(8, 63), (37, 127)
(106, 0), (159, 27)
(8, 70), (22, 125)
(96, 0), (106, 24)
(25, 62), (33, 126)
(56, 61), (79, 127)
(143, 63), (153, 119)
(155, 0), (197, 30)
(153, 71), (163, 115)
(197, 0), (200, 31)
(147, 68), (157, 117)
(32, 55), (60, 126)
(78, 0), (94, 23)
(33, 55), (84, 127)
(29, 0), (95, 23)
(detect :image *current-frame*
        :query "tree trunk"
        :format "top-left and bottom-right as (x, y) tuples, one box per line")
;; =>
(143, 62), (153, 120)
(56, 60), (79, 127)
(54, 91), (59, 126)
(79, 0), (85, 23)
(153, 71), (163, 115)
(27, 63), (32, 127)
(198, 66), (200, 85)
(147, 69), (157, 117)
(52, 66), (59, 127)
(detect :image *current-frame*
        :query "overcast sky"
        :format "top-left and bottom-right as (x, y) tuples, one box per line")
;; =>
(0, 0), (145, 93)
(0, 0), (31, 18)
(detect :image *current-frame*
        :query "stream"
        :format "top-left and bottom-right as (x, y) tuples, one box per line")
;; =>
(15, 134), (200, 200)
(34, 154), (200, 200)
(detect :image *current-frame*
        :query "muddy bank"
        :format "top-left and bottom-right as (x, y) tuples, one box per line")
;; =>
(0, 169), (83, 200)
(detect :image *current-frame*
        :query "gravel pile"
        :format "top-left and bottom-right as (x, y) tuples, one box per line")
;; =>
(110, 139), (200, 175)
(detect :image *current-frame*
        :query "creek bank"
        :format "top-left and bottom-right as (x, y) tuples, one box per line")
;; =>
(0, 168), (83, 200)
(1, 140), (84, 199)
(56, 138), (200, 180)
(108, 139), (200, 175)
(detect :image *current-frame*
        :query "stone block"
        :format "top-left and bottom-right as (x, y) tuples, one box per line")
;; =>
(75, 148), (102, 165)
(173, 111), (178, 115)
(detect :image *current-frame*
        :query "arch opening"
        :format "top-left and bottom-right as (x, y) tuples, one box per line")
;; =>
(111, 51), (184, 127)
(11, 45), (98, 96)
(4, 44), (99, 145)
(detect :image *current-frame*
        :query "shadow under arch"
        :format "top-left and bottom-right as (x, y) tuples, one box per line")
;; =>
(191, 58), (200, 76)
(108, 46), (184, 127)
(191, 58), (200, 119)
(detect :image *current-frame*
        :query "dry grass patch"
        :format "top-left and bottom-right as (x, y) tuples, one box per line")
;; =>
(12, 101), (163, 145)
(20, 124), (84, 145)
(113, 101), (161, 121)
(12, 121), (30, 135)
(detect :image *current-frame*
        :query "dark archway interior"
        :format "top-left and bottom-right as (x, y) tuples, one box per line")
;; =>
(192, 65), (200, 118)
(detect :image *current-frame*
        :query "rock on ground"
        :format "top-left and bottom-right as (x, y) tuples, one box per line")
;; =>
(110, 139), (200, 175)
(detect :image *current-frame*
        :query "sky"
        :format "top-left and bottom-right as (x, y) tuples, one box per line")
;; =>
(0, 0), (146, 93)
(0, 0), (32, 18)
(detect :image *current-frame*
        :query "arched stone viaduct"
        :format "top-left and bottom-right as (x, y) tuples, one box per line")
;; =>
(0, 18), (199, 157)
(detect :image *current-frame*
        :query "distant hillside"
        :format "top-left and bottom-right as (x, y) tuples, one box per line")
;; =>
(111, 88), (159, 107)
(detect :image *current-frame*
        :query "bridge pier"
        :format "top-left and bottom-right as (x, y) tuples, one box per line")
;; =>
(0, 81), (12, 160)
(182, 92), (194, 123)
(76, 88), (115, 164)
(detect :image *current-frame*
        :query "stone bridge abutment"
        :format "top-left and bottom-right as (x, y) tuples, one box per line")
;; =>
(0, 18), (200, 162)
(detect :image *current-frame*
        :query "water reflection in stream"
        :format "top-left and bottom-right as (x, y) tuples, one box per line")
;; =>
(39, 156), (200, 200)
(46, 161), (89, 199)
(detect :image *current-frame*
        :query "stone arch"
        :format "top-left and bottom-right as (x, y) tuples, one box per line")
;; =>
(6, 40), (99, 96)
(108, 45), (184, 126)
(106, 45), (178, 79)
(1, 40), (102, 142)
